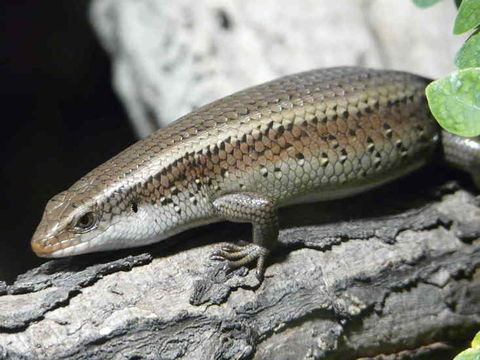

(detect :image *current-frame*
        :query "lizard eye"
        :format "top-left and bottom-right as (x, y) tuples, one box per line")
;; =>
(74, 212), (97, 232)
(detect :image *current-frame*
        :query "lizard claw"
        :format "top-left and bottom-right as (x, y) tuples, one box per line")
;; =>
(210, 243), (268, 280)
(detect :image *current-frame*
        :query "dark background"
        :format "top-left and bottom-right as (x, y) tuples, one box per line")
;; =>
(0, 1), (135, 282)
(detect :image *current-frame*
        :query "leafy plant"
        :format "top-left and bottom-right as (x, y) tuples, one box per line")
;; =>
(413, 1), (479, 357)
(414, 0), (480, 137)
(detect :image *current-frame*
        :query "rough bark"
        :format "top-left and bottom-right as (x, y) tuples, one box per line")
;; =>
(1, 172), (479, 360)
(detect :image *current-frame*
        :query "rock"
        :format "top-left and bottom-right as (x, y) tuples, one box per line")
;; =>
(90, 0), (462, 137)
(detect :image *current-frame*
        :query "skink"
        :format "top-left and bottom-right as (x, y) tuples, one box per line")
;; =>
(31, 67), (480, 279)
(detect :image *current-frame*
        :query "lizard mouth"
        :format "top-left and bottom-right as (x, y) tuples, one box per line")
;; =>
(31, 239), (57, 257)
(31, 231), (83, 258)
(31, 238), (91, 258)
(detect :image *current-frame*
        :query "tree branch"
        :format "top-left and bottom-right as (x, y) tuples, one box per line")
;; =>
(1, 173), (479, 360)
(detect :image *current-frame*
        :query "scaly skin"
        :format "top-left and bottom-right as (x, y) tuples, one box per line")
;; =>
(30, 67), (479, 279)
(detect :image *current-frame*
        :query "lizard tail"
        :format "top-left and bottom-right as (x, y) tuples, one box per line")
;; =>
(441, 130), (480, 187)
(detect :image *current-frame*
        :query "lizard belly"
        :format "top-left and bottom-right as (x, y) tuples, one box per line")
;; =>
(279, 156), (427, 206)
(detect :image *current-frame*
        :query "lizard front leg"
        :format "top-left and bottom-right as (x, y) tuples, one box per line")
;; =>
(211, 192), (278, 280)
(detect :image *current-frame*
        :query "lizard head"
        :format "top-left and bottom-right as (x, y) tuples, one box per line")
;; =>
(30, 180), (158, 258)
(31, 189), (109, 257)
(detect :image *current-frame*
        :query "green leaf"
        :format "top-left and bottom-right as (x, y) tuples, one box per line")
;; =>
(472, 331), (480, 348)
(454, 332), (480, 360)
(455, 29), (480, 68)
(425, 68), (480, 137)
(412, 0), (442, 7)
(453, 348), (480, 360)
(454, 0), (480, 34)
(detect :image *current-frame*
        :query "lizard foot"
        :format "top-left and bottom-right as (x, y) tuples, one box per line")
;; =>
(211, 243), (268, 281)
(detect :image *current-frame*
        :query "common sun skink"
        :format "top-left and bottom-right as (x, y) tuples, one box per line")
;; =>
(31, 67), (480, 279)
